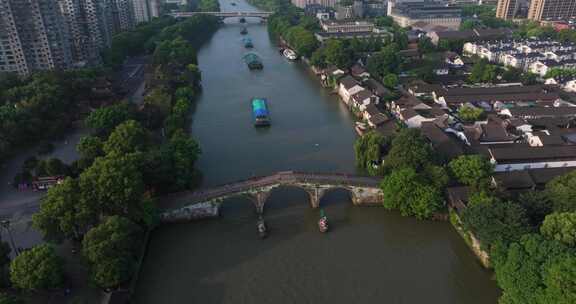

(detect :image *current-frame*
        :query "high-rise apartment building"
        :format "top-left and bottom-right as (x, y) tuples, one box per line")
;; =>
(496, 0), (520, 19)
(132, 0), (151, 23)
(111, 0), (135, 33)
(528, 0), (576, 21)
(0, 0), (73, 75)
(59, 0), (110, 66)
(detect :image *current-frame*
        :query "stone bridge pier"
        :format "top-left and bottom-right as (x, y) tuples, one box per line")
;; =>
(243, 184), (383, 214)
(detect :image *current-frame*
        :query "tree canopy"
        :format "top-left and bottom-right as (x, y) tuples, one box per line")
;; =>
(448, 155), (493, 190)
(494, 234), (574, 304)
(380, 168), (444, 219)
(541, 212), (576, 247)
(457, 105), (484, 122)
(103, 120), (149, 155)
(384, 128), (434, 171)
(354, 131), (389, 176)
(546, 170), (576, 212)
(82, 216), (141, 289)
(9, 245), (63, 291)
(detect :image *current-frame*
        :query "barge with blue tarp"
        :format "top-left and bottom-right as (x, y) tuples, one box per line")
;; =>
(243, 37), (253, 48)
(252, 98), (270, 127)
(243, 52), (263, 70)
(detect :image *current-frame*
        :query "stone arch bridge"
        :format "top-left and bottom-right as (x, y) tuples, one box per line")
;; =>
(160, 171), (383, 215)
(170, 11), (274, 21)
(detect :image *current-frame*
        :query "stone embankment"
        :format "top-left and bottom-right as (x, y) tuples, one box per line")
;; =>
(160, 202), (220, 223)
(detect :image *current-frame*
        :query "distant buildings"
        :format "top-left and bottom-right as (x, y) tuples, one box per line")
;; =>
(387, 0), (462, 30)
(0, 0), (73, 75)
(496, 0), (520, 19)
(496, 0), (576, 21)
(527, 0), (576, 21)
(315, 19), (392, 42)
(0, 0), (162, 76)
(464, 38), (576, 73)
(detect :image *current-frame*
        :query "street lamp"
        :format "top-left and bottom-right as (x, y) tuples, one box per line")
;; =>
(1, 220), (19, 256)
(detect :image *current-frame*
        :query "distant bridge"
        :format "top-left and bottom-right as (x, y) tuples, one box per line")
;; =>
(170, 11), (274, 20)
(160, 171), (383, 214)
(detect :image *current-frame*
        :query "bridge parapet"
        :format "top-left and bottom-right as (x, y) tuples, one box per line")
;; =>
(159, 171), (383, 216)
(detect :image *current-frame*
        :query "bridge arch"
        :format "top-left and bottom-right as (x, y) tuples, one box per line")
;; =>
(317, 187), (357, 208)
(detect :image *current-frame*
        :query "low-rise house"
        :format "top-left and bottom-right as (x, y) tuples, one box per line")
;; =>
(420, 122), (464, 160)
(433, 63), (450, 75)
(398, 49), (421, 61)
(350, 64), (370, 79)
(529, 59), (562, 77)
(364, 78), (391, 101)
(351, 89), (377, 111)
(389, 95), (432, 116)
(444, 51), (464, 67)
(363, 104), (391, 128)
(433, 85), (561, 110)
(338, 75), (364, 104)
(461, 116), (519, 146)
(399, 107), (448, 128)
(407, 81), (443, 98)
(492, 167), (574, 191)
(501, 107), (576, 119)
(488, 146), (576, 172)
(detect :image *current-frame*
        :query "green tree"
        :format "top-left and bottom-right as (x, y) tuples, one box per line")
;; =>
(354, 131), (389, 176)
(457, 105), (485, 122)
(33, 177), (96, 241)
(502, 67), (522, 82)
(417, 38), (435, 54)
(0, 293), (21, 304)
(79, 153), (148, 223)
(541, 212), (576, 247)
(541, 255), (576, 304)
(82, 216), (141, 289)
(519, 191), (553, 228)
(9, 244), (63, 291)
(164, 130), (201, 190)
(382, 74), (398, 89)
(366, 44), (401, 81)
(374, 16), (393, 27)
(448, 155), (493, 189)
(86, 103), (132, 136)
(461, 200), (530, 249)
(494, 234), (572, 304)
(546, 170), (576, 212)
(521, 72), (538, 85)
(77, 136), (103, 161)
(384, 128), (433, 171)
(380, 168), (443, 219)
(460, 20), (476, 30)
(103, 120), (149, 155)
(323, 39), (353, 68)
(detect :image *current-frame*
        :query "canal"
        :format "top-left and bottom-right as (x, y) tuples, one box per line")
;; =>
(133, 1), (501, 303)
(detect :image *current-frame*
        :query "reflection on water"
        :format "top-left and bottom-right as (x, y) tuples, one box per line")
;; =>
(135, 190), (499, 304)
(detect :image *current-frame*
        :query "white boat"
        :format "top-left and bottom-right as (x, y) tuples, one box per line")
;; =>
(283, 48), (297, 60)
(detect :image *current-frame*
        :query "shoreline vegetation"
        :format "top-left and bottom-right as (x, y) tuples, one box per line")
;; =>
(1, 13), (221, 302)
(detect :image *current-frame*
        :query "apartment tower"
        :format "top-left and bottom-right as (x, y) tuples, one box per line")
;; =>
(496, 0), (520, 19)
(0, 0), (73, 75)
(528, 0), (576, 21)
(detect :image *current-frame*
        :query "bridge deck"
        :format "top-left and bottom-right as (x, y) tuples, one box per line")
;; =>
(159, 171), (380, 211)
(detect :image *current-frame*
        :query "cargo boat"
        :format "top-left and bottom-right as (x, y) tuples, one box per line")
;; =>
(243, 37), (253, 48)
(243, 53), (263, 70)
(252, 98), (270, 127)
